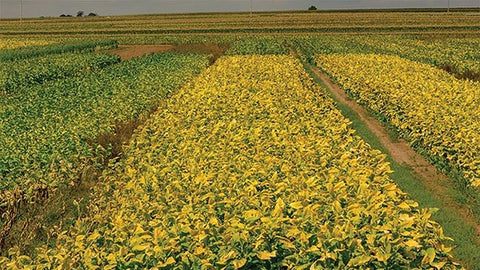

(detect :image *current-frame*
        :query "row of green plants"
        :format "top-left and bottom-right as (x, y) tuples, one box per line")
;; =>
(0, 52), (120, 94)
(0, 53), (209, 236)
(0, 39), (118, 61)
(225, 37), (289, 55)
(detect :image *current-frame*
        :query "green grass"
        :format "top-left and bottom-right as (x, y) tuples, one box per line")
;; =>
(300, 59), (480, 270)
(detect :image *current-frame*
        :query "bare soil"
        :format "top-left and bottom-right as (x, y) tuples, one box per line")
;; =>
(104, 44), (174, 60)
(169, 43), (228, 64)
(440, 64), (480, 82)
(103, 43), (228, 64)
(309, 64), (480, 238)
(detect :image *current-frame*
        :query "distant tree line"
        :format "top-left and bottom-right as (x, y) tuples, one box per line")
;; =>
(60, 11), (97, 17)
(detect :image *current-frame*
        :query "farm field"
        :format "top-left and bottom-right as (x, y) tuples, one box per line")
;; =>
(315, 54), (480, 187)
(1, 10), (480, 269)
(1, 10), (480, 36)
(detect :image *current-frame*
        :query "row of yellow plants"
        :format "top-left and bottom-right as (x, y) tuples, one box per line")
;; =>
(357, 36), (480, 74)
(1, 55), (457, 269)
(0, 39), (53, 50)
(294, 35), (480, 75)
(315, 53), (480, 188)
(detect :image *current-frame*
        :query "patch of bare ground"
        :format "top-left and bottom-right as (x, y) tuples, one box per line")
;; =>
(307, 62), (480, 240)
(103, 44), (174, 60)
(169, 43), (229, 64)
(440, 64), (480, 82)
(102, 43), (228, 64)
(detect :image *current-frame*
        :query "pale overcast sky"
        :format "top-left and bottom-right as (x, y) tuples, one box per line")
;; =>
(0, 0), (479, 19)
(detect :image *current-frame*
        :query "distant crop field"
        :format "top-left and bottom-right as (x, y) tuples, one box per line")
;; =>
(1, 10), (480, 36)
(1, 10), (480, 269)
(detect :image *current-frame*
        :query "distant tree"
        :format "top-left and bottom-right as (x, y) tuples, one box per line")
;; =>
(66, 14), (73, 17)
(87, 12), (97, 17)
(60, 14), (66, 17)
(77, 11), (84, 17)
(308, 5), (317, 11)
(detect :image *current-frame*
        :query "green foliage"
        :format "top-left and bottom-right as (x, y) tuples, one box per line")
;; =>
(0, 40), (118, 61)
(225, 37), (289, 55)
(0, 55), (458, 269)
(0, 53), (209, 211)
(0, 52), (120, 94)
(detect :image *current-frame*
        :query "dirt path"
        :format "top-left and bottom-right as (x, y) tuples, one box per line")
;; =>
(104, 44), (174, 60)
(305, 62), (480, 239)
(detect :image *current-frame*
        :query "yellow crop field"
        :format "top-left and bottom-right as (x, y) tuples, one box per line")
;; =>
(315, 53), (480, 188)
(0, 39), (53, 50)
(2, 8), (480, 269)
(0, 55), (457, 268)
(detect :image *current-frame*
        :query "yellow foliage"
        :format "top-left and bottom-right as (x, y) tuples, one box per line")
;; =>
(0, 55), (458, 269)
(316, 53), (480, 188)
(0, 39), (54, 50)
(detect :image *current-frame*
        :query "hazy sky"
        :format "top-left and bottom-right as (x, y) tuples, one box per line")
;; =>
(1, 0), (479, 19)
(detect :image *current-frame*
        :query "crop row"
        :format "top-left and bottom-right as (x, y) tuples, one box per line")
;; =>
(0, 52), (120, 94)
(225, 37), (289, 55)
(3, 25), (480, 37)
(315, 53), (480, 188)
(0, 39), (118, 61)
(354, 36), (480, 75)
(1, 55), (457, 268)
(0, 39), (54, 50)
(0, 53), (209, 223)
(294, 35), (480, 77)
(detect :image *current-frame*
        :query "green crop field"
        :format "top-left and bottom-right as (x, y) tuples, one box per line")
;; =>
(1, 9), (480, 269)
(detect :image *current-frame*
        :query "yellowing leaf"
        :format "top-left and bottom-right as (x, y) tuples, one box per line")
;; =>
(421, 247), (436, 265)
(405, 239), (422, 249)
(257, 250), (276, 260)
(348, 255), (371, 266)
(218, 250), (237, 265)
(431, 261), (447, 270)
(272, 198), (285, 217)
(132, 244), (150, 252)
(157, 257), (176, 268)
(289, 201), (303, 210)
(232, 258), (247, 269)
(194, 246), (207, 255)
